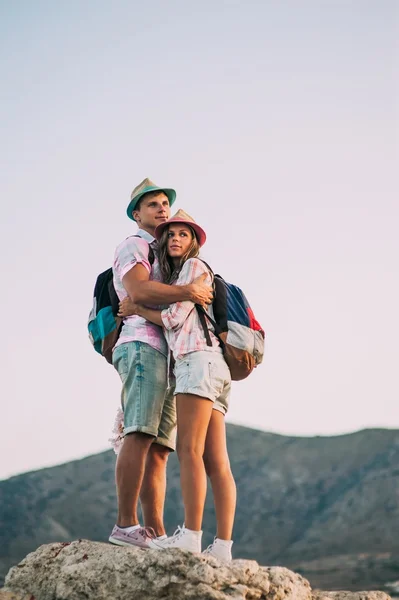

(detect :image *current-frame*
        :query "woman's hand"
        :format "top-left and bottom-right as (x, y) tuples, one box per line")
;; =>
(118, 297), (141, 317)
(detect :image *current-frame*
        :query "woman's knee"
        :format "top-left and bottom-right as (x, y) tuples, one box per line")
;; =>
(176, 439), (205, 461)
(203, 455), (232, 478)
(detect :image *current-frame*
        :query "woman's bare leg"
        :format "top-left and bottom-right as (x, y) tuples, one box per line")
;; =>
(176, 393), (213, 531)
(203, 410), (236, 540)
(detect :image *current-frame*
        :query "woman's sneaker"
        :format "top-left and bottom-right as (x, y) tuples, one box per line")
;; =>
(203, 537), (233, 561)
(159, 525), (202, 553)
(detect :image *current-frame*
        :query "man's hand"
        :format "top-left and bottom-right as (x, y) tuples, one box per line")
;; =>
(188, 273), (213, 306)
(118, 297), (141, 318)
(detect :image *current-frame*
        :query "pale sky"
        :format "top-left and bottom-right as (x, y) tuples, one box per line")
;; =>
(1, 0), (398, 480)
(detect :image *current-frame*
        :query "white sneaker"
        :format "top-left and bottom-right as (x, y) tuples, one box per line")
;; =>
(159, 525), (202, 553)
(203, 537), (233, 561)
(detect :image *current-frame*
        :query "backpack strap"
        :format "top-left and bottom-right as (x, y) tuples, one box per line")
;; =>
(196, 304), (221, 334)
(196, 305), (213, 347)
(148, 245), (155, 265)
(198, 259), (214, 275)
(133, 234), (155, 265)
(197, 258), (216, 295)
(196, 304), (225, 350)
(194, 259), (222, 347)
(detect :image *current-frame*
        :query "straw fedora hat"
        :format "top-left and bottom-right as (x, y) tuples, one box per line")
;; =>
(154, 209), (207, 247)
(126, 177), (176, 221)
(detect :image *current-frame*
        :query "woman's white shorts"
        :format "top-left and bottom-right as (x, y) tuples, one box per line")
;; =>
(174, 350), (231, 415)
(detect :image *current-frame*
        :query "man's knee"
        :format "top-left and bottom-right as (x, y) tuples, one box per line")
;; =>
(147, 443), (171, 467)
(122, 431), (154, 455)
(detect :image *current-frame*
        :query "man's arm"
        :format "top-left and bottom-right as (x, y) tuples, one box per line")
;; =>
(121, 258), (206, 330)
(122, 264), (212, 306)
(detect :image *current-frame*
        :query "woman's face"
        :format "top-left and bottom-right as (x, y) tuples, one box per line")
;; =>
(167, 224), (194, 259)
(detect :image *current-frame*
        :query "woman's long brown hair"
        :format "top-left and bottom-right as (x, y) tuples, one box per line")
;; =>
(158, 225), (200, 283)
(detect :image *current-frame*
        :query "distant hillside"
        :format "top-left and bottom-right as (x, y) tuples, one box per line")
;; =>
(1, 425), (399, 591)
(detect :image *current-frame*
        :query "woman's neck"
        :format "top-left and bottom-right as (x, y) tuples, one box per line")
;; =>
(172, 257), (180, 268)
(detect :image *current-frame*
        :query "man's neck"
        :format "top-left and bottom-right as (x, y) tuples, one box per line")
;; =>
(139, 225), (156, 237)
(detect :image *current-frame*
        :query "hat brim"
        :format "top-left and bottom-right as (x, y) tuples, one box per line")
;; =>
(154, 217), (207, 247)
(126, 186), (176, 221)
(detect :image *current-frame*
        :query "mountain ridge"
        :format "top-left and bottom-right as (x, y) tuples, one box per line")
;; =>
(3, 424), (394, 482)
(1, 425), (398, 591)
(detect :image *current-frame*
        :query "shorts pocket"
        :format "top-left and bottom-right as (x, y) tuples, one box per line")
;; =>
(113, 345), (129, 379)
(208, 359), (225, 397)
(175, 361), (190, 394)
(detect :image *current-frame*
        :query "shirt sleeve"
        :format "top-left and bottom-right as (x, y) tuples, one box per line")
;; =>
(161, 259), (211, 330)
(113, 236), (152, 281)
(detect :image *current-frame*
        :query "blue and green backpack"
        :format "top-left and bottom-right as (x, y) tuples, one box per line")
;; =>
(88, 238), (154, 363)
(87, 268), (122, 364)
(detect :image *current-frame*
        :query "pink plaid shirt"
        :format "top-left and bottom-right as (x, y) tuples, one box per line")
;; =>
(161, 258), (222, 360)
(113, 229), (167, 356)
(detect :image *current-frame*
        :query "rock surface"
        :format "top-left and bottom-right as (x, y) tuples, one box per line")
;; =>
(2, 540), (392, 600)
(0, 592), (31, 600)
(313, 592), (391, 600)
(3, 539), (312, 600)
(2, 427), (399, 591)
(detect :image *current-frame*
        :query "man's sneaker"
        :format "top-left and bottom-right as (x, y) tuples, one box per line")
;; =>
(109, 525), (162, 549)
(203, 537), (233, 561)
(158, 525), (202, 553)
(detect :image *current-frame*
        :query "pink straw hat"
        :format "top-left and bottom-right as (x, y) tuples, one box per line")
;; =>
(154, 209), (207, 247)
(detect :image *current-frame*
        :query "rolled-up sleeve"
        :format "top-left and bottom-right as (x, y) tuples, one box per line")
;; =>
(161, 259), (210, 330)
(114, 236), (152, 280)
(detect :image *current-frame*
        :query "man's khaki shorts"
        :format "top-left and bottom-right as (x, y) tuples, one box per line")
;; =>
(113, 341), (176, 450)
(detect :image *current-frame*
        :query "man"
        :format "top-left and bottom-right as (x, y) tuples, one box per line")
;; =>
(109, 178), (212, 548)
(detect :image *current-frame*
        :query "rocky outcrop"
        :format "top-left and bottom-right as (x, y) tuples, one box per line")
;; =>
(0, 592), (32, 600)
(2, 428), (399, 591)
(313, 593), (392, 600)
(2, 540), (392, 600)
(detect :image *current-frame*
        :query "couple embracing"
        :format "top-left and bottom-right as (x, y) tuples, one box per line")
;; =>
(108, 178), (236, 561)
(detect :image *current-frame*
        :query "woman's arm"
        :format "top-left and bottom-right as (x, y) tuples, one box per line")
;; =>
(136, 306), (163, 327)
(118, 300), (163, 327)
(118, 295), (194, 330)
(160, 259), (211, 330)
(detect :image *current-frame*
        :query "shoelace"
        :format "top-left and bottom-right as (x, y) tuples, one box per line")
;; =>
(138, 526), (157, 540)
(168, 525), (184, 544)
(203, 542), (215, 554)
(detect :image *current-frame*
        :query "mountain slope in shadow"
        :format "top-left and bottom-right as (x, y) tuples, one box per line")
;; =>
(1, 425), (398, 591)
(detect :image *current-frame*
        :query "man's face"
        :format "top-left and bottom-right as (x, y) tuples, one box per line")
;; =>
(133, 191), (171, 232)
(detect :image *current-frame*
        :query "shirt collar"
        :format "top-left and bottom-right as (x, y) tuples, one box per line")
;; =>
(136, 228), (156, 244)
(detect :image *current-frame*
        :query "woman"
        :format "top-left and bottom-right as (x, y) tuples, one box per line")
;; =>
(119, 209), (236, 561)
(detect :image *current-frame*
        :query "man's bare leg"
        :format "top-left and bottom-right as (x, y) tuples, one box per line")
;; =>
(139, 443), (170, 536)
(115, 432), (153, 527)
